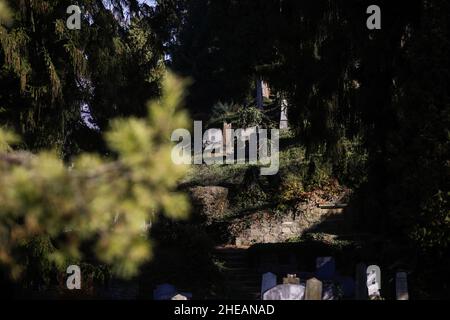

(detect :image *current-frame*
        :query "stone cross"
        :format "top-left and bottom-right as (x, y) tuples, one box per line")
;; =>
(396, 272), (409, 300)
(305, 277), (323, 300)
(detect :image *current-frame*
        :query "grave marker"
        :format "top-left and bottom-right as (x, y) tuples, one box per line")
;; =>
(366, 265), (381, 298)
(305, 277), (323, 300)
(280, 100), (289, 130)
(256, 77), (263, 109)
(396, 272), (409, 300)
(322, 282), (335, 300)
(223, 122), (233, 155)
(261, 272), (277, 298)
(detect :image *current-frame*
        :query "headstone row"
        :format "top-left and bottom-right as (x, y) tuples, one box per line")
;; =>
(261, 257), (409, 300)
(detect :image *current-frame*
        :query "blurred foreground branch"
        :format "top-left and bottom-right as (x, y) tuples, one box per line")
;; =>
(0, 73), (191, 279)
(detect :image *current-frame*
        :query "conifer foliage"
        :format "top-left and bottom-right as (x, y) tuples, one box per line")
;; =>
(0, 72), (190, 279)
(0, 0), (164, 155)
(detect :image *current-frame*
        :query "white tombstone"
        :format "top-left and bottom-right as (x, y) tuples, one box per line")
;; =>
(366, 265), (381, 298)
(261, 272), (277, 299)
(396, 272), (409, 300)
(263, 284), (306, 300)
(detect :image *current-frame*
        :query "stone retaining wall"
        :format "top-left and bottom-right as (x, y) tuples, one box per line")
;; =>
(229, 201), (344, 247)
(188, 185), (350, 246)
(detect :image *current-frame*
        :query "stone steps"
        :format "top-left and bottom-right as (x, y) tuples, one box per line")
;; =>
(212, 203), (353, 299)
(317, 203), (348, 209)
(214, 247), (261, 299)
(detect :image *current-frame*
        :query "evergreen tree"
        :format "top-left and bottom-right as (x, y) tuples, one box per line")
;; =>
(0, 0), (165, 157)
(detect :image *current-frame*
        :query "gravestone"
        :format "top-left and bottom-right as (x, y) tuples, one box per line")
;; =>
(322, 282), (335, 300)
(153, 284), (177, 300)
(256, 78), (270, 109)
(283, 274), (300, 285)
(316, 257), (336, 281)
(223, 122), (233, 155)
(261, 272), (277, 298)
(262, 81), (270, 99)
(171, 294), (188, 300)
(366, 265), (381, 298)
(396, 272), (409, 300)
(280, 99), (289, 130)
(305, 277), (323, 300)
(355, 263), (368, 300)
(263, 284), (306, 300)
(256, 77), (264, 109)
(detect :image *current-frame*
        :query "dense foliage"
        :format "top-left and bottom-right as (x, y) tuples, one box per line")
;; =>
(0, 73), (190, 280)
(0, 0), (164, 157)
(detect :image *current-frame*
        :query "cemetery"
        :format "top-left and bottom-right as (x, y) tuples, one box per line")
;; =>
(145, 158), (413, 300)
(0, 0), (448, 303)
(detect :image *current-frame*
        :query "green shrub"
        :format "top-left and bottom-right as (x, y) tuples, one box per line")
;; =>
(332, 136), (368, 188)
(235, 106), (264, 127)
(279, 173), (305, 204)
